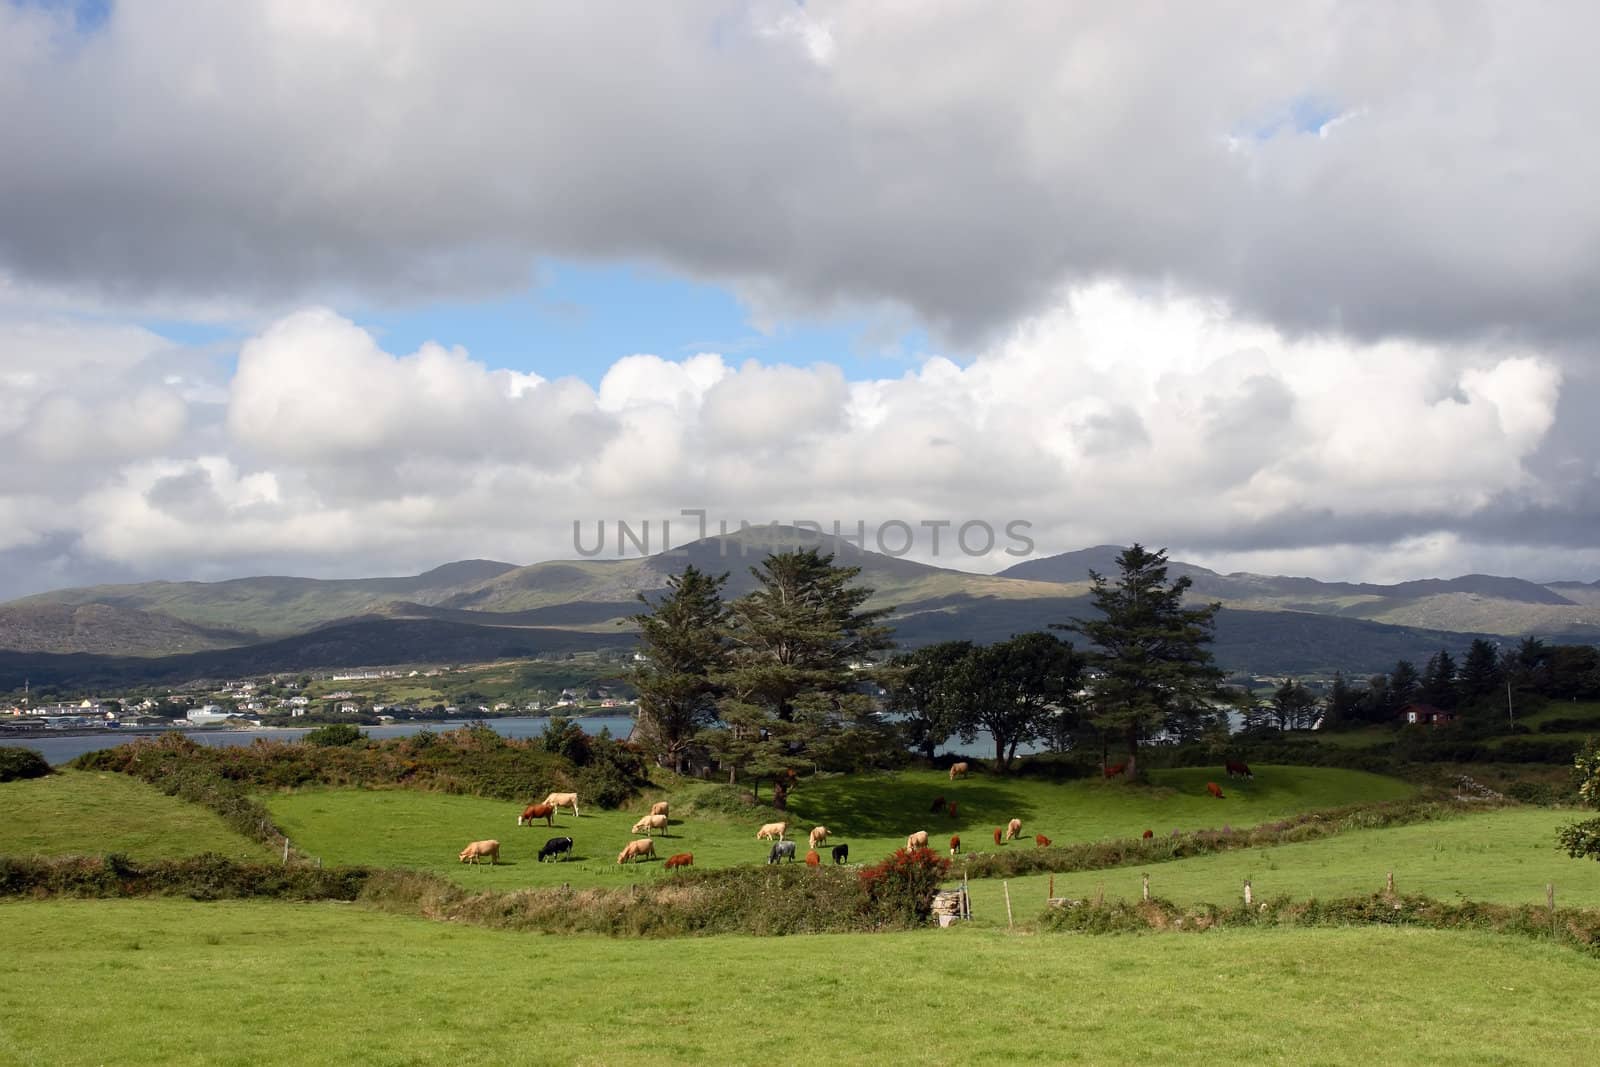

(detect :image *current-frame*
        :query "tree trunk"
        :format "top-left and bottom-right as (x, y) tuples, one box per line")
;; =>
(1125, 723), (1140, 778)
(994, 730), (1008, 773)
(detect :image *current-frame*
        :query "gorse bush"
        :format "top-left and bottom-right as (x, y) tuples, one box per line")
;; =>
(0, 746), (52, 782)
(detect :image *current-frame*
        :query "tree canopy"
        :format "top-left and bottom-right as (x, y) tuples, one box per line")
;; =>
(628, 565), (729, 772)
(1057, 544), (1222, 776)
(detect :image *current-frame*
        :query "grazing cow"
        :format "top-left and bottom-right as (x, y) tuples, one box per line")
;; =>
(664, 852), (694, 870)
(1005, 818), (1022, 842)
(1206, 781), (1225, 799)
(543, 792), (581, 818)
(993, 827), (1003, 846)
(808, 826), (830, 850)
(458, 840), (500, 865)
(631, 813), (670, 837)
(537, 836), (574, 863)
(1035, 834), (1052, 848)
(906, 830), (930, 850)
(947, 801), (957, 819)
(768, 840), (797, 864)
(949, 834), (961, 856)
(617, 838), (656, 864)
(805, 850), (821, 867)
(756, 821), (788, 841)
(1225, 760), (1253, 779)
(1104, 762), (1127, 778)
(949, 762), (969, 781)
(1142, 829), (1154, 840)
(518, 802), (555, 827)
(650, 801), (671, 817)
(929, 795), (947, 813)
(831, 843), (849, 865)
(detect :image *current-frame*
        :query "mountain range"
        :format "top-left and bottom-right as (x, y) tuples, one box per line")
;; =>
(3, 527), (1597, 690)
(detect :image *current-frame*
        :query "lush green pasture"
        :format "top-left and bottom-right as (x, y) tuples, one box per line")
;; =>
(0, 770), (270, 861)
(1, 899), (1595, 1065)
(264, 766), (1411, 888)
(959, 807), (1600, 926)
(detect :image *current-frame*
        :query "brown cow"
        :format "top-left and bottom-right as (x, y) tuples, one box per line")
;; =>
(805, 850), (820, 867)
(1142, 829), (1154, 840)
(1225, 760), (1253, 779)
(1206, 781), (1225, 799)
(992, 827), (1003, 846)
(929, 795), (947, 813)
(664, 852), (694, 870)
(458, 840), (500, 865)
(947, 801), (957, 819)
(617, 838), (656, 864)
(1005, 818), (1022, 842)
(949, 762), (969, 781)
(1104, 762), (1127, 778)
(518, 803), (555, 827)
(949, 834), (961, 856)
(1035, 834), (1051, 848)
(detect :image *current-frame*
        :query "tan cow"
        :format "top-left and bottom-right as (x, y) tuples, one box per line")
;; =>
(458, 840), (500, 865)
(1005, 818), (1022, 842)
(617, 838), (656, 864)
(906, 830), (930, 850)
(756, 821), (788, 841)
(543, 792), (581, 818)
(808, 826), (830, 850)
(949, 762), (969, 781)
(650, 801), (670, 817)
(631, 813), (670, 837)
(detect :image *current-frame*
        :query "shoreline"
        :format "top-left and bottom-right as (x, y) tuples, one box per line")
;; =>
(0, 709), (638, 743)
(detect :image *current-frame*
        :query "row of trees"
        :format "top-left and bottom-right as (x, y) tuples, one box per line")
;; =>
(628, 543), (1225, 784)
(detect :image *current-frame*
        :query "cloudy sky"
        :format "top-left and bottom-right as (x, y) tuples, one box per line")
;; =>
(2, 0), (1598, 598)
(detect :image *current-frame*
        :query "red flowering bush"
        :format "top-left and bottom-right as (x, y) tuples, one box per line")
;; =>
(857, 846), (950, 927)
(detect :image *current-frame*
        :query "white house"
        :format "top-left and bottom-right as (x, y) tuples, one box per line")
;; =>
(186, 705), (231, 724)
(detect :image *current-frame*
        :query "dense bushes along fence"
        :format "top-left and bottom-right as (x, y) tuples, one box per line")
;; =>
(0, 849), (951, 936)
(1037, 892), (1600, 956)
(70, 724), (650, 807)
(958, 795), (1500, 880)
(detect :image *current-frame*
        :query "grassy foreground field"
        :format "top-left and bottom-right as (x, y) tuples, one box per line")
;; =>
(264, 766), (1411, 889)
(0, 771), (271, 861)
(959, 808), (1600, 926)
(1, 899), (1596, 1065)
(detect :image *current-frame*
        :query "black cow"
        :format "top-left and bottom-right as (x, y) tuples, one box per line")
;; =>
(538, 836), (575, 862)
(831, 843), (849, 865)
(767, 840), (797, 864)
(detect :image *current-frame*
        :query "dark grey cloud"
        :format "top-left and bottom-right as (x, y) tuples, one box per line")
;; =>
(2, 2), (1598, 347)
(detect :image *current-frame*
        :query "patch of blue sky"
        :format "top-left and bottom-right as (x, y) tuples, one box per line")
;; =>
(9, 0), (111, 33)
(1240, 93), (1342, 142)
(346, 261), (939, 386)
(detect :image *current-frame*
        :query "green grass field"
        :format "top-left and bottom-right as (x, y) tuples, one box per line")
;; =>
(0, 771), (271, 861)
(263, 766), (1412, 888)
(1, 899), (1595, 1065)
(957, 807), (1600, 926)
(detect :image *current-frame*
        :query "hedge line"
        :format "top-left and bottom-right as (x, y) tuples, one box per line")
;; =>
(0, 849), (950, 937)
(957, 794), (1499, 880)
(1037, 892), (1600, 956)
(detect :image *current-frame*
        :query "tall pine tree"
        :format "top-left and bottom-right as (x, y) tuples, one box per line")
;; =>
(628, 566), (730, 773)
(1058, 545), (1222, 776)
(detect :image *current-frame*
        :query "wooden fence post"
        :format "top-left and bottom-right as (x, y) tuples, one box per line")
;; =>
(1048, 874), (1054, 902)
(1386, 871), (1395, 896)
(1243, 879), (1252, 906)
(1142, 873), (1150, 902)
(1004, 881), (1013, 929)
(1548, 883), (1557, 934)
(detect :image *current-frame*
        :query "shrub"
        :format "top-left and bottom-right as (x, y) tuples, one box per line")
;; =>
(304, 723), (365, 747)
(0, 746), (52, 782)
(858, 847), (950, 927)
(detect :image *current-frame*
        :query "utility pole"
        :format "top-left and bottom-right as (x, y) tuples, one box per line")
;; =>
(1507, 677), (1515, 725)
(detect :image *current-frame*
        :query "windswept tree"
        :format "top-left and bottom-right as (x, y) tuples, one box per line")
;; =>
(948, 632), (1083, 772)
(629, 566), (729, 772)
(1058, 544), (1222, 777)
(1270, 678), (1317, 731)
(883, 640), (972, 760)
(708, 548), (896, 787)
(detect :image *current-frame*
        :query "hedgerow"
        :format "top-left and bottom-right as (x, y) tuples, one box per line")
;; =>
(0, 746), (52, 783)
